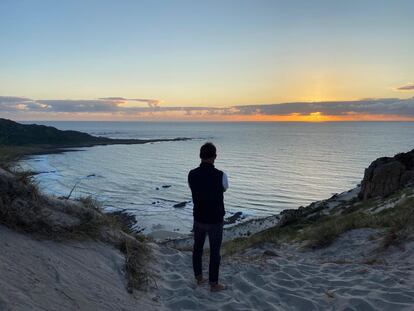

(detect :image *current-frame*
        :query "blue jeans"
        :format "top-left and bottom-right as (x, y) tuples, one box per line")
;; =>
(192, 221), (223, 284)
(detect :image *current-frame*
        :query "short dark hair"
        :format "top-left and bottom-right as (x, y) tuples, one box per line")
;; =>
(200, 142), (216, 160)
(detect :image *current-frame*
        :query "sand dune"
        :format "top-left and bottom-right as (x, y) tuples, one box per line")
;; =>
(1, 162), (414, 310)
(2, 226), (412, 310)
(150, 229), (414, 311)
(0, 225), (158, 311)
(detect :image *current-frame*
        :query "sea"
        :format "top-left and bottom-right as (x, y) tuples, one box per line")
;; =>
(17, 121), (414, 234)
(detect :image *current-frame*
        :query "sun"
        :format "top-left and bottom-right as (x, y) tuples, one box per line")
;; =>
(308, 112), (323, 122)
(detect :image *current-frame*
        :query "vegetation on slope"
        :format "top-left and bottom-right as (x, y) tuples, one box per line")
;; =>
(0, 166), (152, 291)
(223, 188), (414, 256)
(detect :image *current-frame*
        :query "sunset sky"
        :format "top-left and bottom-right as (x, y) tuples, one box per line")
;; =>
(1, 0), (414, 121)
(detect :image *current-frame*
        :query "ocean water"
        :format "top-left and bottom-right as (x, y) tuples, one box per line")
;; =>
(17, 121), (414, 234)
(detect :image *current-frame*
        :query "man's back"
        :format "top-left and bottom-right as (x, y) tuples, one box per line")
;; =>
(188, 163), (225, 224)
(189, 142), (228, 292)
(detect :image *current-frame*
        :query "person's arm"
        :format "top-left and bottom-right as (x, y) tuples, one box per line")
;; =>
(222, 172), (229, 192)
(188, 172), (192, 190)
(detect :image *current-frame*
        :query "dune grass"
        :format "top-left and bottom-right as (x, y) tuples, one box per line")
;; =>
(64, 197), (154, 291)
(222, 222), (306, 256)
(223, 192), (414, 255)
(290, 194), (414, 249)
(378, 196), (414, 250)
(54, 197), (154, 291)
(0, 146), (46, 167)
(0, 159), (152, 292)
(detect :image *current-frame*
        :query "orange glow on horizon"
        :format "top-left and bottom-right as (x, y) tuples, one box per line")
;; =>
(14, 111), (414, 122)
(205, 113), (414, 122)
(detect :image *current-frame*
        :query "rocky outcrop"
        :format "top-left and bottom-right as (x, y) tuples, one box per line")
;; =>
(173, 201), (189, 208)
(278, 202), (327, 227)
(359, 149), (414, 200)
(224, 211), (244, 225)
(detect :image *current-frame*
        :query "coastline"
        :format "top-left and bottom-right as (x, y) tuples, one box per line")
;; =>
(0, 137), (192, 165)
(5, 142), (361, 247)
(1, 146), (414, 310)
(158, 186), (361, 249)
(2, 120), (414, 310)
(0, 117), (193, 165)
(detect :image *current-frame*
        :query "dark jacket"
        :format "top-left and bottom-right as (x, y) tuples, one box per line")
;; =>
(188, 162), (225, 224)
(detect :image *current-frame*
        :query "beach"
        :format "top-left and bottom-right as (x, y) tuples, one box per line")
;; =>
(149, 229), (414, 310)
(2, 206), (413, 310)
(1, 160), (414, 310)
(1, 121), (414, 310)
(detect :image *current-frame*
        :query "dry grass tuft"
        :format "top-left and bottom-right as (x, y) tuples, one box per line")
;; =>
(120, 238), (153, 292)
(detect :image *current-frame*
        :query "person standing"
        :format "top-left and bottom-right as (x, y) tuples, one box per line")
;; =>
(188, 142), (228, 292)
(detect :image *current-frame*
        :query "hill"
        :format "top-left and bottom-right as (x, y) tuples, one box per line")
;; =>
(0, 118), (190, 148)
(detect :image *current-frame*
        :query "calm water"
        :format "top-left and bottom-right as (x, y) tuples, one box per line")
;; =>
(18, 122), (414, 234)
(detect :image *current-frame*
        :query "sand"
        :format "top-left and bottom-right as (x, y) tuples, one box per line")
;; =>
(150, 228), (414, 311)
(0, 225), (158, 311)
(1, 183), (413, 310)
(2, 226), (413, 311)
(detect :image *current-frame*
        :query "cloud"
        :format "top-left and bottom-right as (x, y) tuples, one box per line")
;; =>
(396, 83), (414, 91)
(2, 96), (414, 119)
(37, 100), (119, 112)
(131, 98), (160, 108)
(98, 97), (160, 108)
(0, 96), (43, 112)
(232, 98), (414, 116)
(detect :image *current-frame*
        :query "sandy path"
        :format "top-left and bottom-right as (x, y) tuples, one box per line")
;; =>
(150, 229), (414, 311)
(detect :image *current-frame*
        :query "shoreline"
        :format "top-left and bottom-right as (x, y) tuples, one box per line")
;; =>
(0, 137), (193, 164)
(3, 143), (362, 248)
(157, 186), (360, 249)
(0, 117), (194, 165)
(2, 137), (414, 309)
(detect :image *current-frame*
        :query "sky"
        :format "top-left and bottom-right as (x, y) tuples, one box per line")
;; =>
(0, 0), (414, 121)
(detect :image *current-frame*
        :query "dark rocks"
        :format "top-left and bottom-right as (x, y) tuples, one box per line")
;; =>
(359, 149), (414, 200)
(263, 250), (278, 257)
(278, 209), (302, 227)
(173, 201), (189, 208)
(278, 201), (327, 227)
(224, 212), (244, 225)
